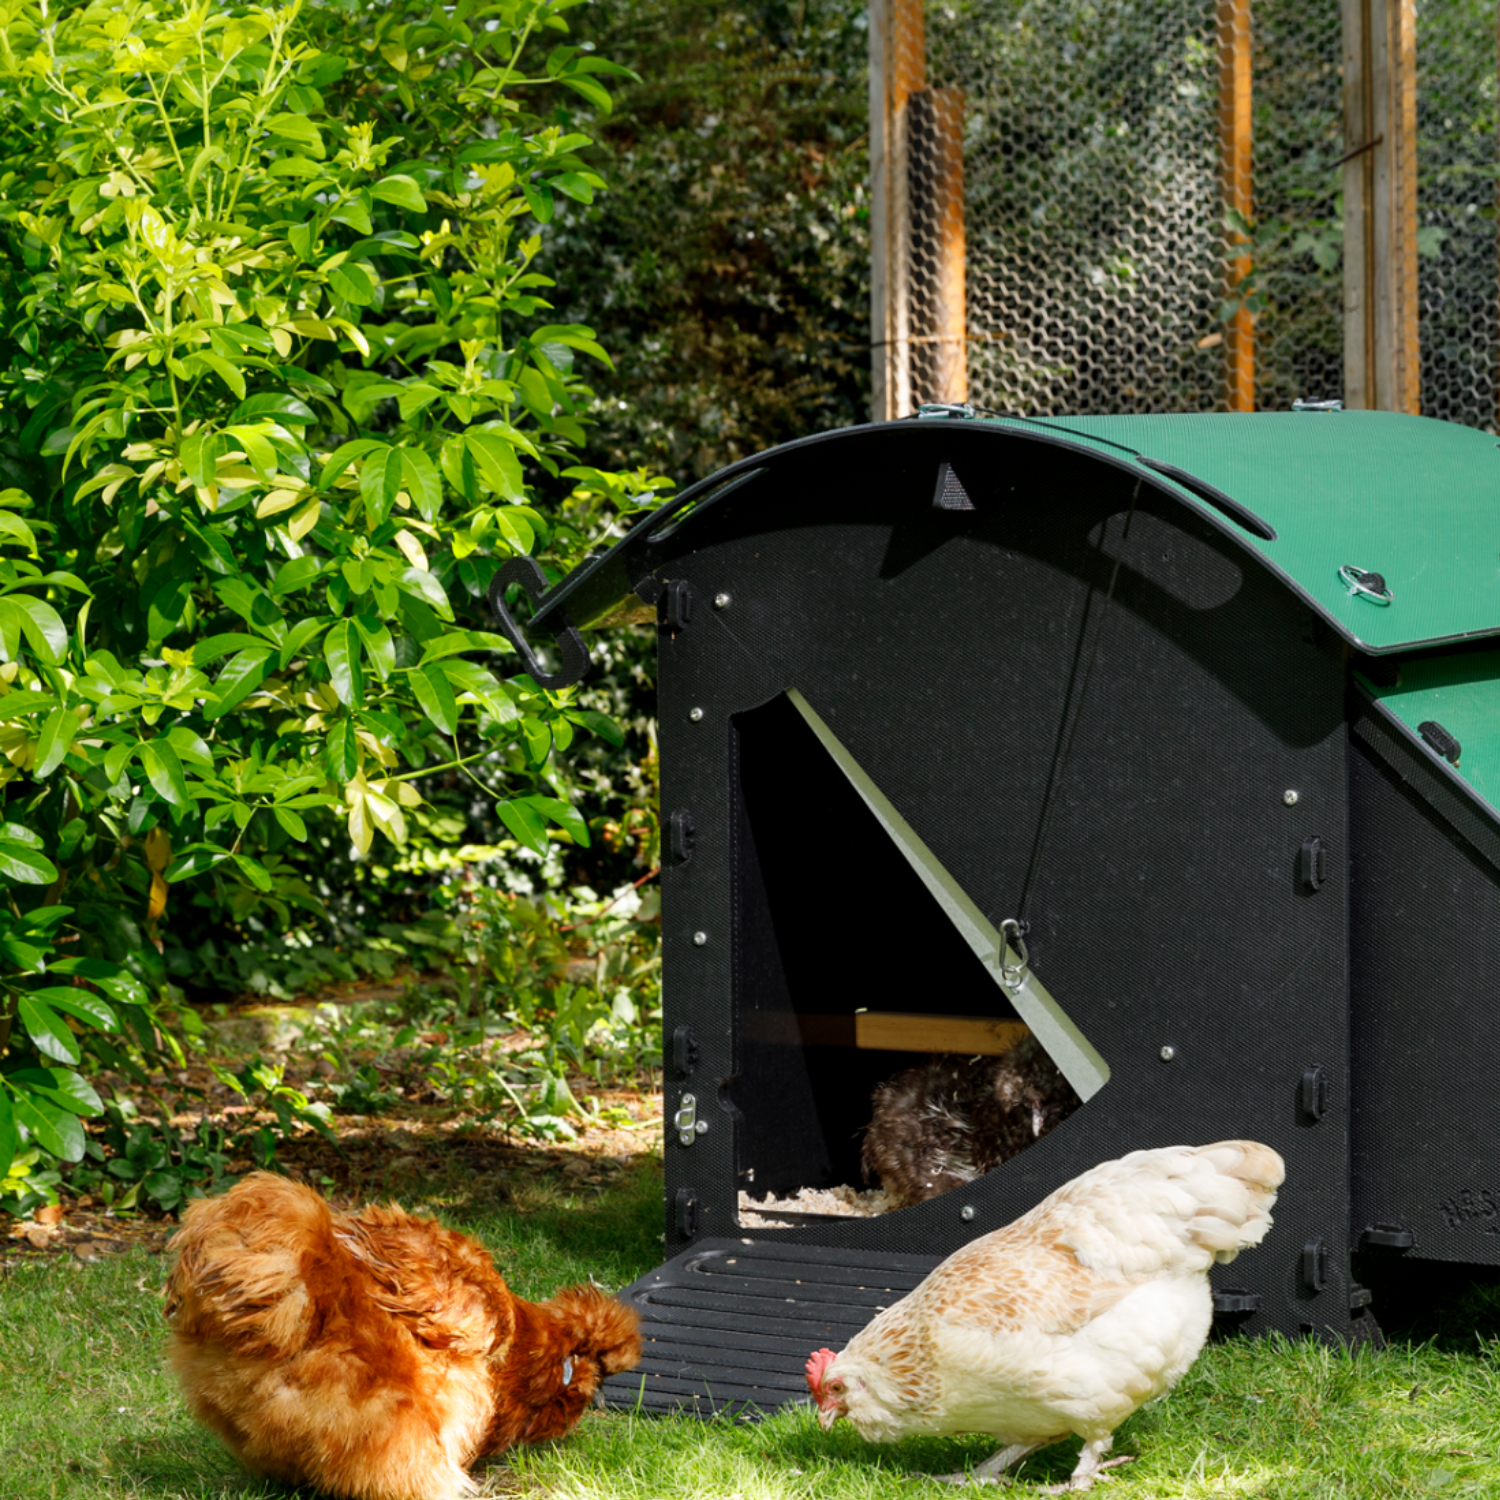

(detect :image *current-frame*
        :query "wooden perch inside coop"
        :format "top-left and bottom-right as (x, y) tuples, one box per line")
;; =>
(742, 1012), (1031, 1055)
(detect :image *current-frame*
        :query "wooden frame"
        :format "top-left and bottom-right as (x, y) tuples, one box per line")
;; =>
(1343, 0), (1420, 413)
(1220, 0), (1254, 411)
(869, 0), (925, 420)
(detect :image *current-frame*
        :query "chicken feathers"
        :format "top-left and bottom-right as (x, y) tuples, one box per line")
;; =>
(806, 1141), (1285, 1491)
(164, 1172), (641, 1500)
(862, 1039), (1081, 1206)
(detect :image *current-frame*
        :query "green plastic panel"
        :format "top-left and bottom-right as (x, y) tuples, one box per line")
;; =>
(981, 411), (1500, 653)
(1362, 652), (1500, 822)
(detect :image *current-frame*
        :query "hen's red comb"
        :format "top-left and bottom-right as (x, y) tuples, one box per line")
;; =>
(805, 1347), (838, 1394)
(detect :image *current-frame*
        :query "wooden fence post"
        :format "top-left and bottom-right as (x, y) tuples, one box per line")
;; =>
(870, 0), (925, 419)
(909, 86), (968, 405)
(1343, 0), (1420, 412)
(1220, 0), (1254, 411)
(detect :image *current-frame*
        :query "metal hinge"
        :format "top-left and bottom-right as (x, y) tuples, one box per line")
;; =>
(1362, 1222), (1415, 1251)
(1211, 1287), (1261, 1315)
(916, 402), (977, 420)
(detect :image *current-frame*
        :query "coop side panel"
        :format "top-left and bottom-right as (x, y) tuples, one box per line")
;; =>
(1349, 700), (1500, 1264)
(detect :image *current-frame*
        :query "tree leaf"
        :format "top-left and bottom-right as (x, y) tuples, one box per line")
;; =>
(184, 351), (247, 400)
(8, 1066), (103, 1116)
(323, 619), (364, 707)
(17, 995), (80, 1065)
(27, 986), (117, 1030)
(318, 438), (385, 490)
(225, 424), (278, 479)
(139, 739), (191, 808)
(399, 448), (441, 522)
(162, 843), (231, 880)
(359, 446), (402, 528)
(271, 558), (324, 598)
(492, 506), (535, 554)
(267, 112), (326, 157)
(352, 615), (395, 680)
(397, 568), (453, 621)
(273, 805), (308, 841)
(34, 706), (78, 778)
(0, 1089), (16, 1181)
(0, 839), (59, 884)
(439, 435), (479, 503)
(327, 262), (378, 306)
(48, 957), (148, 1008)
(204, 648), (273, 721)
(230, 853), (274, 892)
(465, 430), (523, 500)
(371, 174), (427, 213)
(188, 632), (267, 666)
(326, 718), (359, 781)
(567, 708), (625, 747)
(495, 798), (548, 855)
(530, 794), (590, 846)
(231, 393), (316, 425)
(551, 171), (597, 204)
(12, 1087), (84, 1160)
(411, 661), (459, 735)
(7, 594), (69, 664)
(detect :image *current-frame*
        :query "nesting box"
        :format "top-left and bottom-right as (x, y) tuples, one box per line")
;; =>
(493, 410), (1500, 1413)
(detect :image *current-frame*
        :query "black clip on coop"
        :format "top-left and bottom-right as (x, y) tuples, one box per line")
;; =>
(486, 462), (772, 688)
(486, 556), (594, 690)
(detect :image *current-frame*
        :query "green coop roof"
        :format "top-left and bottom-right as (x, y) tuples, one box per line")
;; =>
(1360, 651), (1500, 826)
(981, 410), (1500, 655)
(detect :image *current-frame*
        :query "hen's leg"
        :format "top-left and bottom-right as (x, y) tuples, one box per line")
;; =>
(1041, 1435), (1134, 1493)
(930, 1441), (1045, 1485)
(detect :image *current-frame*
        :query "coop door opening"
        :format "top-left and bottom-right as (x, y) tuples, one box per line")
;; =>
(730, 691), (1109, 1226)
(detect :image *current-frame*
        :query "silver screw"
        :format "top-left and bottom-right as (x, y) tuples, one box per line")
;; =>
(695, 1120), (709, 1135)
(1160, 1045), (1176, 1061)
(689, 707), (704, 722)
(960, 1205), (976, 1222)
(692, 931), (708, 947)
(1283, 789), (1299, 806)
(714, 593), (731, 609)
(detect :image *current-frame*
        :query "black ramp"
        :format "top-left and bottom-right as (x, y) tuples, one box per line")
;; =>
(600, 1239), (939, 1416)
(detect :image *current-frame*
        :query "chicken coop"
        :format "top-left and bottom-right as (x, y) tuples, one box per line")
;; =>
(493, 406), (1500, 1413)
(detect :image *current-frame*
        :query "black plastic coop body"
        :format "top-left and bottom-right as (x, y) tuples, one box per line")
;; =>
(490, 408), (1500, 1413)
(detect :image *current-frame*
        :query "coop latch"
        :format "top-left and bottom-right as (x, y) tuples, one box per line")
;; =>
(674, 1092), (709, 1146)
(672, 1026), (699, 1077)
(1301, 1237), (1328, 1294)
(1299, 1065), (1328, 1122)
(669, 810), (696, 866)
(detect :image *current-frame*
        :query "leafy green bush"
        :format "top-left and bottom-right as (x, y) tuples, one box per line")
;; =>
(0, 0), (663, 1198)
(553, 0), (871, 480)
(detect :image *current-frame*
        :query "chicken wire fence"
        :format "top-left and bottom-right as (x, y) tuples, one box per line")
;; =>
(874, 0), (1499, 426)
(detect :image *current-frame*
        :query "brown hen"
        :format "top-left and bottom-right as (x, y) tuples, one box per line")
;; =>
(164, 1172), (641, 1500)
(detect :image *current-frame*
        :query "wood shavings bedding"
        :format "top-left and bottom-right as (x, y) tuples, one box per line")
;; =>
(737, 1183), (901, 1226)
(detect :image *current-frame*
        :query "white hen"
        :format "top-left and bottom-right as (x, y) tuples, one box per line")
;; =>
(805, 1141), (1284, 1491)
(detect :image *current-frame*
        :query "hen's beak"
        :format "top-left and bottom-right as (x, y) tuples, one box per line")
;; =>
(817, 1404), (839, 1432)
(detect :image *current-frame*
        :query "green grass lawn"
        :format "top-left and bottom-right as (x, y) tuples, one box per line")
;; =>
(5, 1158), (1500, 1500)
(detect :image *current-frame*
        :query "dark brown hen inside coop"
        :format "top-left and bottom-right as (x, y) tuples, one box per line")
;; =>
(728, 690), (1091, 1224)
